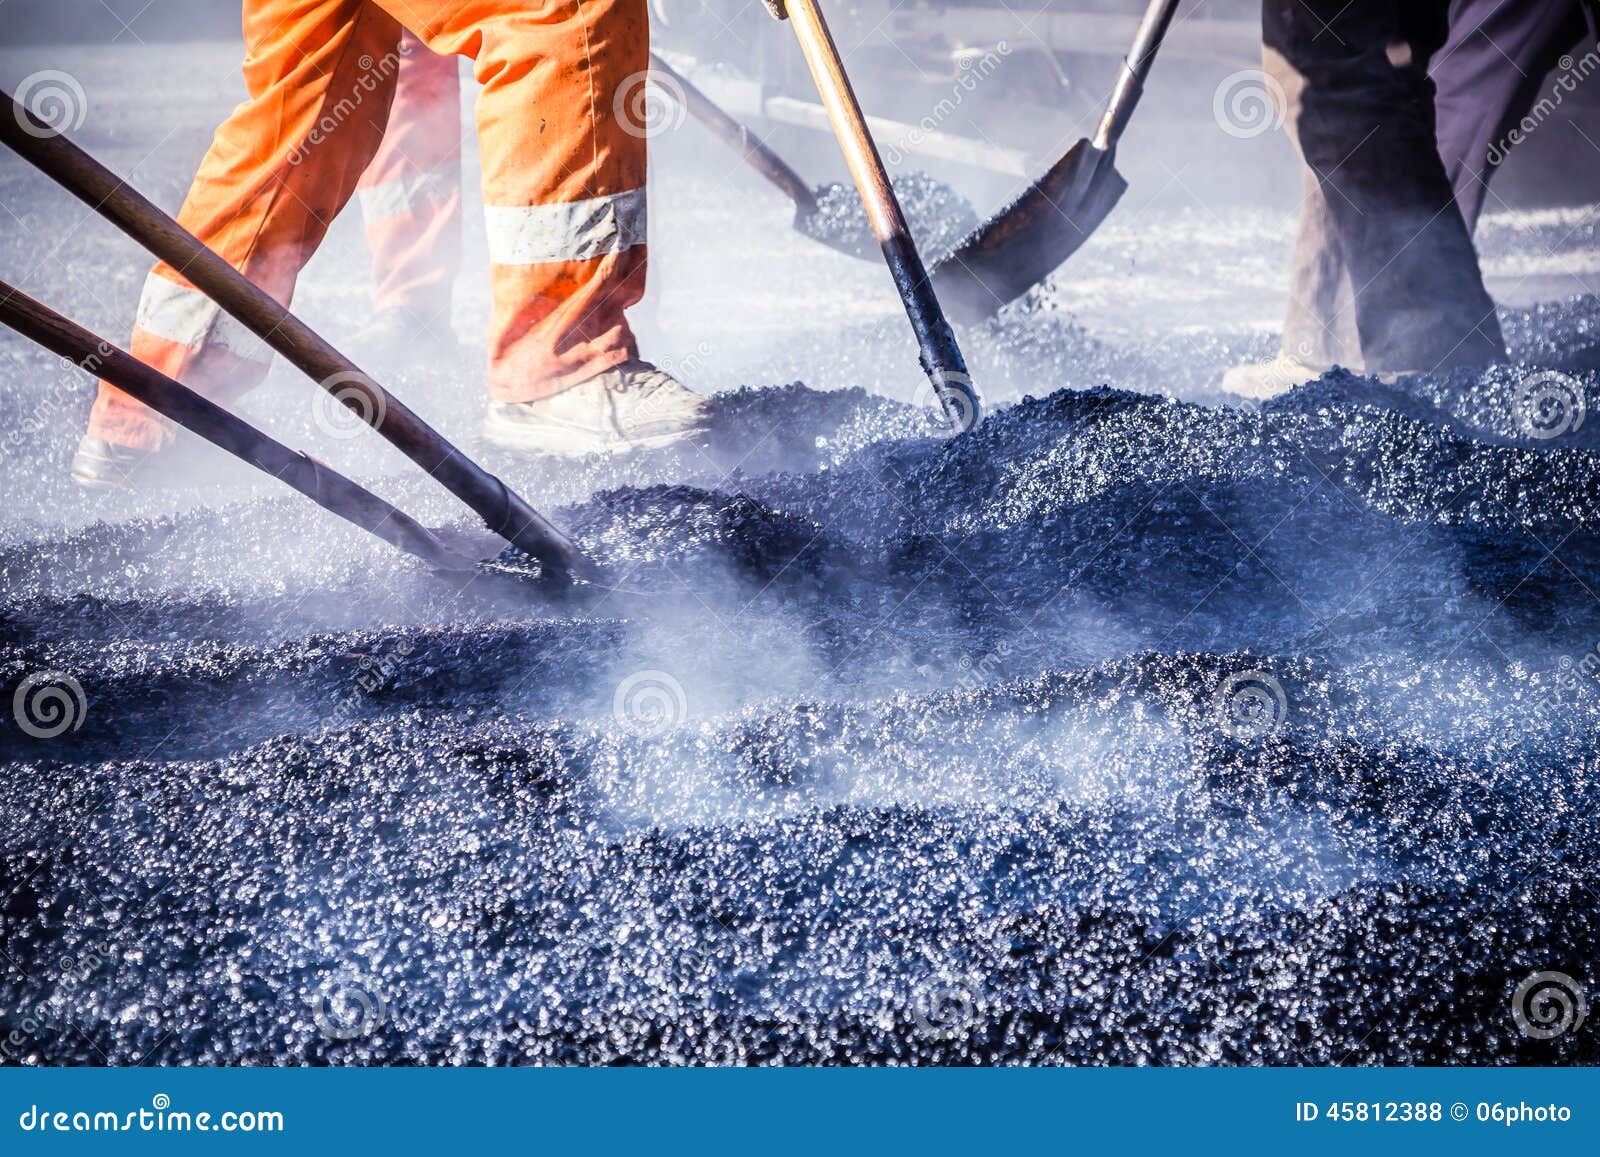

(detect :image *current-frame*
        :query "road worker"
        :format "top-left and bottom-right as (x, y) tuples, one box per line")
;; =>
(73, 0), (708, 491)
(344, 29), (464, 381)
(1221, 0), (1542, 398)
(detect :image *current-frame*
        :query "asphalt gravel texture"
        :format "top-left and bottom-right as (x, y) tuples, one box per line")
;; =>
(2, 43), (1599, 1066)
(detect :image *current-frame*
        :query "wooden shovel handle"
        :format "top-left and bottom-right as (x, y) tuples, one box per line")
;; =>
(783, 0), (906, 244)
(782, 0), (979, 430)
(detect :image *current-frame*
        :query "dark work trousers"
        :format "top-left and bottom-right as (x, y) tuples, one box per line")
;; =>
(1268, 0), (1507, 372)
(1432, 0), (1598, 231)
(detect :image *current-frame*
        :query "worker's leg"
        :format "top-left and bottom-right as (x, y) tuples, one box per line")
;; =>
(86, 0), (405, 453)
(354, 30), (462, 321)
(376, 0), (648, 402)
(1263, 0), (1505, 372)
(1431, 0), (1591, 232)
(1280, 159), (1362, 371)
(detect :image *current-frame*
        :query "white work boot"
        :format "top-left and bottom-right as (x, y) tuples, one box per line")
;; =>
(1220, 352), (1426, 400)
(1219, 353), (1330, 400)
(482, 359), (709, 456)
(70, 435), (157, 493)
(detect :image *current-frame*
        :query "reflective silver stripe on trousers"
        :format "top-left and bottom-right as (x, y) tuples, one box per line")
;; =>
(133, 273), (271, 363)
(483, 187), (647, 265)
(357, 162), (459, 224)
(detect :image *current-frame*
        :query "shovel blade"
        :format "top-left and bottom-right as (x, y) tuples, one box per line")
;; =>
(422, 525), (517, 571)
(930, 139), (1128, 325)
(793, 197), (881, 261)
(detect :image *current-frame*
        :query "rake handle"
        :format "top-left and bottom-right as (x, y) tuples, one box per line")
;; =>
(0, 280), (473, 572)
(782, 0), (979, 430)
(0, 91), (594, 582)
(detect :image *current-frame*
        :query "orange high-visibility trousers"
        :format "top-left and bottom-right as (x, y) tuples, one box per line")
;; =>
(90, 0), (649, 451)
(354, 29), (462, 320)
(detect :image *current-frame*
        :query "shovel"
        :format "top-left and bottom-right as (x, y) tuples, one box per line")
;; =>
(773, 0), (980, 431)
(930, 0), (1182, 324)
(0, 90), (595, 582)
